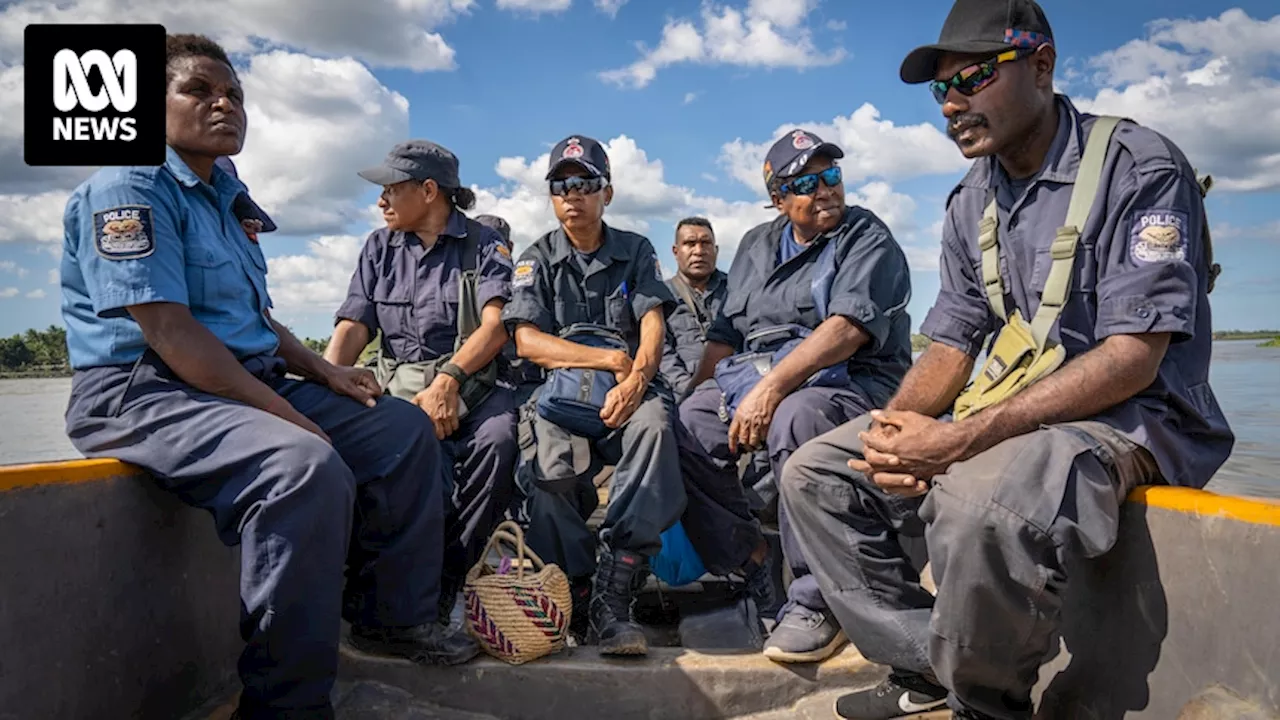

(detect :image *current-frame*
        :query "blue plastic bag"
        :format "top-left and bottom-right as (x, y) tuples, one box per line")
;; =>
(651, 520), (706, 587)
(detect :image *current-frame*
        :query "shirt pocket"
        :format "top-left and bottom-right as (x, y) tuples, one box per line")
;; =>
(184, 243), (237, 308)
(373, 281), (414, 355)
(605, 287), (634, 336)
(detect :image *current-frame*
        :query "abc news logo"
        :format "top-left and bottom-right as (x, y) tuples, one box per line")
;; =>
(25, 24), (165, 167)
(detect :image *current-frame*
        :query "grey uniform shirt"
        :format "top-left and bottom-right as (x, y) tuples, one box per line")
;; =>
(501, 223), (677, 361)
(660, 269), (728, 398)
(706, 207), (914, 408)
(919, 94), (1235, 488)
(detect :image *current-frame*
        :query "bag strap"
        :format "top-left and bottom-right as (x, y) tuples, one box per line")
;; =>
(669, 274), (708, 333)
(1028, 115), (1121, 347)
(978, 197), (1007, 321)
(1196, 173), (1222, 294)
(454, 222), (483, 351)
(476, 520), (547, 581)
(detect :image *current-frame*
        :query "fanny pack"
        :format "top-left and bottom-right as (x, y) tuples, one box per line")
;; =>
(952, 116), (1121, 421)
(535, 323), (628, 440)
(371, 224), (497, 418)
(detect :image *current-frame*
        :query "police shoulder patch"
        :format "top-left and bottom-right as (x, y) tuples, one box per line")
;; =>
(495, 242), (512, 260)
(1130, 209), (1188, 264)
(93, 205), (155, 260)
(513, 259), (537, 288)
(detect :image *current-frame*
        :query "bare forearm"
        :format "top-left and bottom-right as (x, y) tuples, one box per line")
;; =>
(691, 341), (734, 387)
(762, 316), (866, 395)
(132, 304), (283, 411)
(325, 319), (371, 367)
(957, 333), (1169, 458)
(630, 308), (665, 383)
(270, 318), (332, 383)
(885, 341), (975, 416)
(450, 303), (508, 375)
(514, 325), (626, 373)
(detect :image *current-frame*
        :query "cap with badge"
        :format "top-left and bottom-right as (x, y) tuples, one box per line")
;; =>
(763, 129), (844, 192)
(358, 140), (463, 189)
(546, 136), (611, 181)
(214, 156), (277, 233)
(899, 0), (1054, 84)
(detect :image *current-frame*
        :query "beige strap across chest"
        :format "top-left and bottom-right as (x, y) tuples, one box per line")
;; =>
(977, 115), (1122, 348)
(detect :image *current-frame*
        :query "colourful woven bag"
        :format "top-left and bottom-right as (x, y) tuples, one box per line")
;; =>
(463, 520), (573, 665)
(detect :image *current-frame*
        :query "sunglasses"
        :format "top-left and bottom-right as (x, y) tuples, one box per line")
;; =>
(929, 48), (1035, 104)
(550, 175), (609, 196)
(779, 166), (842, 196)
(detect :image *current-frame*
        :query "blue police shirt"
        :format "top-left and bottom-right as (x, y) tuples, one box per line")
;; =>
(61, 147), (279, 370)
(335, 211), (513, 363)
(705, 207), (914, 407)
(919, 95), (1235, 488)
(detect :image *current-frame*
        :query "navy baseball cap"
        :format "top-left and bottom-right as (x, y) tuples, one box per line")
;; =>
(900, 0), (1054, 84)
(474, 214), (512, 246)
(763, 129), (844, 190)
(214, 156), (277, 233)
(545, 136), (611, 181)
(358, 140), (462, 188)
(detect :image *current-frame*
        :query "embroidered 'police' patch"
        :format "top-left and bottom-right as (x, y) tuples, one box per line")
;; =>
(94, 205), (155, 260)
(513, 259), (536, 288)
(1130, 210), (1188, 264)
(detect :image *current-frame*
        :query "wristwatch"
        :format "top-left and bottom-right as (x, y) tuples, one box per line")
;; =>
(439, 362), (469, 385)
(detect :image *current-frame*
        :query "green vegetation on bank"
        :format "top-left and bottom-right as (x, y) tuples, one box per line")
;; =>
(1213, 330), (1280, 341)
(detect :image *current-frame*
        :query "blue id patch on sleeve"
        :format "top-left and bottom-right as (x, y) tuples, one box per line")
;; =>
(1130, 209), (1188, 264)
(93, 205), (156, 260)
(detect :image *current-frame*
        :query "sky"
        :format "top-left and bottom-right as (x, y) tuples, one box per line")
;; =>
(1, 0), (1278, 340)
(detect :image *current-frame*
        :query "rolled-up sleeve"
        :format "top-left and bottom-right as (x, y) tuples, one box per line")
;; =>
(825, 220), (912, 354)
(1094, 167), (1200, 342)
(919, 208), (996, 357)
(334, 232), (380, 333)
(71, 174), (188, 319)
(630, 238), (676, 321)
(476, 229), (514, 310)
(501, 249), (555, 335)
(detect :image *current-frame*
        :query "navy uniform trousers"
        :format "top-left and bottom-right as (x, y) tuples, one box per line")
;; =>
(679, 382), (869, 608)
(64, 352), (445, 720)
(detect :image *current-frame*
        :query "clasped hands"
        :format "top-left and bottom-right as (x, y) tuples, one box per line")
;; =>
(849, 410), (975, 498)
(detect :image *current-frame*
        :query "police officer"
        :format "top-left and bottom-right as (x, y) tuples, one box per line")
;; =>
(780, 1), (1235, 717)
(325, 141), (519, 627)
(60, 34), (476, 720)
(660, 216), (728, 400)
(501, 135), (686, 655)
(677, 129), (913, 665)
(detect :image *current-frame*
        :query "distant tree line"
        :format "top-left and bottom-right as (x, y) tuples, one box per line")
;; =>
(0, 326), (70, 376)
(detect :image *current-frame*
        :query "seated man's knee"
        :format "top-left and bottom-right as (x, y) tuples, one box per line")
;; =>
(377, 395), (437, 447)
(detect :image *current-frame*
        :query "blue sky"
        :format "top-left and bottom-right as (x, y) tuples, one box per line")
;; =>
(2, 0), (1278, 340)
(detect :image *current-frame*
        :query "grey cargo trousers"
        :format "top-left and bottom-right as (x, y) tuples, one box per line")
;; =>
(780, 414), (1160, 719)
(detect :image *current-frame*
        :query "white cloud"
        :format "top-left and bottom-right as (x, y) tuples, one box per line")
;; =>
(0, 0), (474, 72)
(47, 269), (58, 285)
(1078, 9), (1280, 192)
(0, 65), (97, 196)
(0, 288), (17, 299)
(265, 234), (366, 317)
(595, 0), (628, 17)
(25, 289), (45, 299)
(0, 192), (72, 246)
(684, 92), (700, 104)
(825, 19), (847, 31)
(0, 261), (28, 278)
(496, 0), (571, 13)
(718, 104), (969, 194)
(599, 1), (844, 88)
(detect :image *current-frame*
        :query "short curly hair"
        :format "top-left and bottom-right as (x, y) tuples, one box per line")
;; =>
(165, 34), (234, 85)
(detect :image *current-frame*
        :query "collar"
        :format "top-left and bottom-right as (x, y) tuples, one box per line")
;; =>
(769, 207), (856, 262)
(388, 209), (470, 247)
(960, 94), (1085, 191)
(164, 146), (247, 198)
(548, 222), (631, 266)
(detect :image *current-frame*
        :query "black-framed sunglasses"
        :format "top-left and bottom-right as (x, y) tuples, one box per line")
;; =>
(929, 47), (1036, 104)
(779, 166), (842, 196)
(550, 175), (609, 196)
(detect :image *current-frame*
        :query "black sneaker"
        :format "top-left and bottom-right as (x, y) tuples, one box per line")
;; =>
(349, 622), (480, 666)
(762, 603), (847, 663)
(740, 551), (776, 614)
(833, 673), (949, 719)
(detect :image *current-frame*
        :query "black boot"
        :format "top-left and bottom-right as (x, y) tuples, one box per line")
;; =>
(348, 622), (480, 666)
(437, 572), (464, 629)
(589, 547), (649, 656)
(567, 576), (593, 644)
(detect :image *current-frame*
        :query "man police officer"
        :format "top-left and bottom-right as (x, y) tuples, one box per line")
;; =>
(780, 1), (1235, 718)
(660, 216), (728, 401)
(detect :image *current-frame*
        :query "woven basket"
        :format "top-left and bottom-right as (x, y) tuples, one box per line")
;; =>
(463, 520), (572, 665)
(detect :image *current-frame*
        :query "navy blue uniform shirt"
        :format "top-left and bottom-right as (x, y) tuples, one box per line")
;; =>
(919, 95), (1234, 487)
(335, 211), (513, 363)
(660, 270), (728, 398)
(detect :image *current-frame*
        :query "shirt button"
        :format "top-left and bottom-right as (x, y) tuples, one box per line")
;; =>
(1137, 307), (1151, 318)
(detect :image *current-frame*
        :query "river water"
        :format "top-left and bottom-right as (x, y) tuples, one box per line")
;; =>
(1, 340), (1277, 498)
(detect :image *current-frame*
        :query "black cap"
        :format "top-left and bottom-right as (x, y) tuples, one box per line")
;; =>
(214, 156), (277, 233)
(546, 136), (611, 181)
(763, 129), (844, 189)
(899, 0), (1054, 84)
(358, 140), (461, 188)
(474, 214), (511, 246)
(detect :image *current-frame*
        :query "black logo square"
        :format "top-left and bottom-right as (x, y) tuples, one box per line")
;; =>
(24, 23), (167, 167)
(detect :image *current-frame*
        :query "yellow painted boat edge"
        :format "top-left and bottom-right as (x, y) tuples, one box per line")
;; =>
(1128, 486), (1280, 526)
(0, 458), (140, 491)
